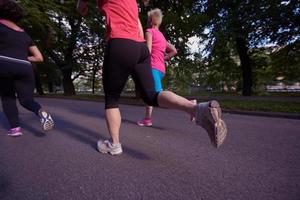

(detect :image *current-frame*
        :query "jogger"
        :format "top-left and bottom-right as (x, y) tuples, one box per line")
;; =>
(77, 0), (227, 155)
(137, 8), (178, 127)
(0, 57), (41, 127)
(0, 0), (54, 136)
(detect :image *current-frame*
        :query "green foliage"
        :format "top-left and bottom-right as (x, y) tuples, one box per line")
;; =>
(18, 0), (106, 94)
(271, 41), (300, 82)
(194, 0), (300, 95)
(14, 0), (299, 95)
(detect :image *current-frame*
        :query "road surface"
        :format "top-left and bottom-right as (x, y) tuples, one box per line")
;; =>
(0, 98), (299, 200)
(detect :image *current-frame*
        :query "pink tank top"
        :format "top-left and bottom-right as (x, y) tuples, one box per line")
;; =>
(146, 28), (167, 73)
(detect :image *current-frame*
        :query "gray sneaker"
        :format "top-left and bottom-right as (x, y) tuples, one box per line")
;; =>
(97, 140), (123, 155)
(196, 100), (227, 148)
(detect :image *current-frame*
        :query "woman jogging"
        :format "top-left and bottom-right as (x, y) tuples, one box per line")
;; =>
(137, 8), (187, 127)
(0, 0), (54, 136)
(77, 0), (227, 155)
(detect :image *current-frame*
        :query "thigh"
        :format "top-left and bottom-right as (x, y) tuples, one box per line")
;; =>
(102, 42), (131, 96)
(14, 66), (35, 100)
(0, 78), (15, 97)
(132, 44), (155, 95)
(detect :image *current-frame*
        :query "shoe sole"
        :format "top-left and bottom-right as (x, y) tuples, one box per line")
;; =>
(190, 99), (197, 122)
(40, 110), (55, 131)
(208, 100), (227, 148)
(98, 149), (122, 156)
(137, 123), (153, 127)
(7, 133), (23, 137)
(97, 141), (123, 156)
(42, 120), (54, 131)
(197, 100), (227, 148)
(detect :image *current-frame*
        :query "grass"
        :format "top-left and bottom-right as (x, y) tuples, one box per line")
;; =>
(38, 93), (300, 114)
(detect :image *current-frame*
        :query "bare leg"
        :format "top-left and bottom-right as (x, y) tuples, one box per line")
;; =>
(145, 106), (153, 119)
(157, 91), (196, 117)
(105, 108), (121, 144)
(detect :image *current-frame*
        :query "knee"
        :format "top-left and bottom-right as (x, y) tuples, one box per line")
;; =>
(18, 98), (31, 107)
(105, 94), (120, 109)
(141, 91), (159, 106)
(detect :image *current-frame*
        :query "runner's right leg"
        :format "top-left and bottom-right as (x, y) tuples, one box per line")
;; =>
(133, 43), (227, 148)
(0, 78), (23, 136)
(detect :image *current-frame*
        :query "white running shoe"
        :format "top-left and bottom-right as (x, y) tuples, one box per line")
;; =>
(38, 109), (54, 131)
(97, 140), (123, 155)
(196, 100), (227, 148)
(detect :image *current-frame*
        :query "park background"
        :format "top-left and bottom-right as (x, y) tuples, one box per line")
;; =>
(1, 1), (300, 200)
(18, 0), (300, 113)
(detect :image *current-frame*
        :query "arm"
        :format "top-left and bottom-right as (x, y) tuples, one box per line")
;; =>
(165, 42), (177, 61)
(28, 46), (44, 62)
(77, 0), (89, 16)
(138, 18), (144, 39)
(145, 32), (152, 53)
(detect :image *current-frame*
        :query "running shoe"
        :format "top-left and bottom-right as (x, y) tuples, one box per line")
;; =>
(137, 118), (153, 127)
(8, 127), (23, 137)
(97, 140), (123, 155)
(38, 109), (54, 131)
(196, 100), (227, 148)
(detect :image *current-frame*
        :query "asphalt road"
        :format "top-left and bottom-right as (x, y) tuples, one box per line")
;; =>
(0, 98), (299, 200)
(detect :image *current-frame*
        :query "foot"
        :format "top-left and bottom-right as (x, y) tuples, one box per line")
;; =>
(97, 140), (123, 155)
(8, 127), (23, 137)
(137, 118), (153, 127)
(196, 100), (227, 148)
(38, 109), (54, 131)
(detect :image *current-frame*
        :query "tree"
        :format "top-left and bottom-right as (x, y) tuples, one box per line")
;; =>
(271, 41), (300, 82)
(20, 0), (106, 95)
(196, 0), (300, 95)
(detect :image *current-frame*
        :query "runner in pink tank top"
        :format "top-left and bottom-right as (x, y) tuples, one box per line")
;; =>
(137, 8), (177, 127)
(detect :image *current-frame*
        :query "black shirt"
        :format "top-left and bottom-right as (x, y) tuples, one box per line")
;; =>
(0, 23), (34, 60)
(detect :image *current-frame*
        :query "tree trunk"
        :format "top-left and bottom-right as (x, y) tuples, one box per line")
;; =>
(62, 69), (76, 95)
(35, 73), (44, 95)
(47, 81), (54, 93)
(92, 69), (96, 94)
(235, 37), (252, 96)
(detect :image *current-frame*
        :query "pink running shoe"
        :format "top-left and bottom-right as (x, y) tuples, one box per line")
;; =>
(137, 118), (153, 127)
(8, 127), (23, 137)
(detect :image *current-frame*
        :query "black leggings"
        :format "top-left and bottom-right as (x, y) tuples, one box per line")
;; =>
(103, 39), (159, 109)
(0, 56), (41, 128)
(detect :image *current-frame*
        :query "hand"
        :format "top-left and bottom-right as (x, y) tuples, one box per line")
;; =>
(77, 0), (88, 16)
(142, 0), (150, 6)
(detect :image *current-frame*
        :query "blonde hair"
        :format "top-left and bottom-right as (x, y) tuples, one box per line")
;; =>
(147, 8), (163, 27)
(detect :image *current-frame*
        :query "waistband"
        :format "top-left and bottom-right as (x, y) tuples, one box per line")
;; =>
(0, 55), (31, 65)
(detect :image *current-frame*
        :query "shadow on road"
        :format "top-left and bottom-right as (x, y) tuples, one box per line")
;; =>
(0, 173), (11, 200)
(50, 114), (152, 161)
(122, 118), (166, 130)
(22, 121), (46, 138)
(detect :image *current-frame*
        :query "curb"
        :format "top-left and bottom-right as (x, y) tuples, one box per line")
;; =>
(36, 95), (300, 120)
(223, 109), (300, 120)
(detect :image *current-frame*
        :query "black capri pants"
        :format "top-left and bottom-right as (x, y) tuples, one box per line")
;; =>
(103, 39), (159, 109)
